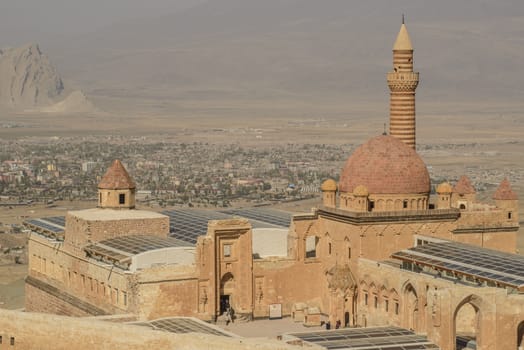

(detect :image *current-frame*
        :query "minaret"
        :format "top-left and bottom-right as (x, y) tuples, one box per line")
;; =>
(387, 18), (419, 150)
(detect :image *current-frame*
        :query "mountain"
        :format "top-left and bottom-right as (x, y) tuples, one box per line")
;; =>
(40, 90), (98, 114)
(0, 43), (64, 108)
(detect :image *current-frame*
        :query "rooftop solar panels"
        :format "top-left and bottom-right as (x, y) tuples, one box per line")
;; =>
(98, 235), (190, 255)
(219, 208), (292, 228)
(43, 216), (66, 227)
(24, 216), (65, 239)
(285, 326), (440, 350)
(392, 242), (524, 291)
(84, 235), (190, 266)
(130, 317), (234, 337)
(163, 209), (233, 245)
(162, 208), (292, 245)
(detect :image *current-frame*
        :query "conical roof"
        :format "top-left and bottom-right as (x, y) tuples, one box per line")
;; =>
(493, 178), (518, 200)
(98, 160), (136, 190)
(453, 175), (475, 195)
(393, 23), (413, 50)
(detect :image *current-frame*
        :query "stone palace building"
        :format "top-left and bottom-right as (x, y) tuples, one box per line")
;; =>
(23, 23), (523, 350)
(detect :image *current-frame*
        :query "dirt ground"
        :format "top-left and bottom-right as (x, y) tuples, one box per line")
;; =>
(217, 317), (324, 338)
(0, 264), (26, 309)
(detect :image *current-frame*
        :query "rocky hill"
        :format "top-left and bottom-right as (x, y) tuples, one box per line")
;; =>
(40, 90), (97, 114)
(0, 43), (64, 109)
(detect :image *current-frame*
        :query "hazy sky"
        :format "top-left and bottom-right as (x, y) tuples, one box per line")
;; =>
(1, 0), (523, 106)
(1, 0), (523, 47)
(2, 0), (523, 43)
(0, 0), (204, 46)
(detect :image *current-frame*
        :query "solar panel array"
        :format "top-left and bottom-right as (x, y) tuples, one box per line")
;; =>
(163, 209), (233, 245)
(148, 317), (232, 337)
(392, 242), (524, 290)
(43, 216), (66, 227)
(85, 244), (128, 262)
(26, 219), (62, 233)
(287, 326), (440, 350)
(219, 208), (292, 228)
(85, 235), (191, 263)
(24, 216), (65, 240)
(100, 235), (190, 254)
(162, 208), (292, 245)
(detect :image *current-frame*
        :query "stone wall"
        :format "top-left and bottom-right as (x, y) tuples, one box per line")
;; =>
(25, 280), (93, 317)
(253, 258), (325, 318)
(27, 233), (129, 316)
(357, 258), (524, 350)
(64, 211), (169, 253)
(133, 266), (199, 320)
(0, 310), (305, 350)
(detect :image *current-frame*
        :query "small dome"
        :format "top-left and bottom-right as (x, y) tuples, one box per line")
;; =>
(353, 185), (369, 197)
(493, 178), (518, 200)
(339, 135), (430, 195)
(453, 175), (475, 195)
(436, 182), (453, 194)
(321, 179), (337, 192)
(98, 160), (136, 190)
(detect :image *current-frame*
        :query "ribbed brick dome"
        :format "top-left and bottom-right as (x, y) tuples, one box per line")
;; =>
(339, 135), (430, 194)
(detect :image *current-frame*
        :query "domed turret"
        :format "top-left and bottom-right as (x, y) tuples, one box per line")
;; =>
(321, 179), (337, 208)
(353, 185), (369, 197)
(98, 160), (136, 209)
(436, 182), (453, 209)
(321, 179), (337, 192)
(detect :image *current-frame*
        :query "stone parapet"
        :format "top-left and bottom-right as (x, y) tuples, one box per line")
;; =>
(387, 72), (419, 91)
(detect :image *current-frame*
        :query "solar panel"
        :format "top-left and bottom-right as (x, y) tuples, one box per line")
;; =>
(219, 208), (292, 228)
(392, 242), (524, 290)
(85, 235), (191, 264)
(142, 317), (232, 337)
(286, 327), (440, 350)
(162, 209), (233, 245)
(43, 216), (66, 227)
(162, 208), (293, 245)
(25, 218), (65, 234)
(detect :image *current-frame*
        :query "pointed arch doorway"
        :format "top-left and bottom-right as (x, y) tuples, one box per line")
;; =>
(220, 272), (235, 314)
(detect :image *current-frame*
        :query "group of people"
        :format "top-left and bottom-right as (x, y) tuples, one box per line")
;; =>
(324, 320), (342, 330)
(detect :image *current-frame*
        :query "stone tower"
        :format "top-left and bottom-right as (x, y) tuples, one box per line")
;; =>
(97, 159), (136, 209)
(387, 20), (419, 150)
(493, 178), (519, 224)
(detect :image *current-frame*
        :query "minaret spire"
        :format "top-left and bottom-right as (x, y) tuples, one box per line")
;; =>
(387, 20), (419, 149)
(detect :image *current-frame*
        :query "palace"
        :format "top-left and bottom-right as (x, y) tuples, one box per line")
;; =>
(22, 23), (523, 350)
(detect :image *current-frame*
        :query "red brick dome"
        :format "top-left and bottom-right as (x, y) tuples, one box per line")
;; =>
(339, 135), (430, 194)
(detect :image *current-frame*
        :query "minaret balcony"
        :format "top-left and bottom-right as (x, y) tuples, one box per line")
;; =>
(387, 72), (419, 91)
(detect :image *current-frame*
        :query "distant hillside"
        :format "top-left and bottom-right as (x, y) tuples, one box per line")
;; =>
(40, 90), (98, 114)
(0, 44), (64, 108)
(0, 43), (98, 114)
